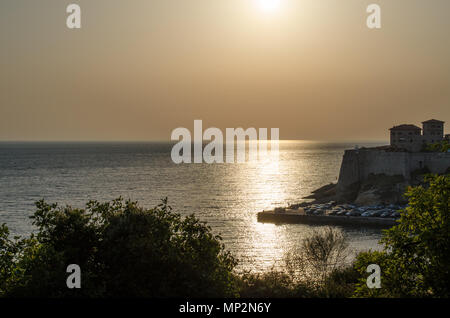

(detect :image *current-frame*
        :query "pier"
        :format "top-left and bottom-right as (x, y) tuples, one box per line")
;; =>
(257, 209), (397, 228)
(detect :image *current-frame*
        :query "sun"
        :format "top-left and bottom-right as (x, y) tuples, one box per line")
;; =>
(256, 0), (281, 13)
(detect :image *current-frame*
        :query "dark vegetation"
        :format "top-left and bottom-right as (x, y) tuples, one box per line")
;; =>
(424, 140), (449, 153)
(1, 175), (449, 298)
(0, 199), (237, 297)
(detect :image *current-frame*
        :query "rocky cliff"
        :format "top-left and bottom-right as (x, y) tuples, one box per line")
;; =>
(303, 148), (450, 205)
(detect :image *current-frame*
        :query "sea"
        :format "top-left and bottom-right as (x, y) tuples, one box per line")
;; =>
(0, 141), (386, 272)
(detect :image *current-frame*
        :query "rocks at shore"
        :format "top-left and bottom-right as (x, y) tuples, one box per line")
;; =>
(303, 176), (409, 206)
(284, 169), (443, 221)
(303, 183), (337, 201)
(300, 171), (433, 207)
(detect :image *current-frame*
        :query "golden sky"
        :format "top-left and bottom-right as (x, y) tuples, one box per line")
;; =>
(1, 0), (449, 141)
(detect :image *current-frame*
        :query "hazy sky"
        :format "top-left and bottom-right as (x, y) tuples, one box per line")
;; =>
(1, 0), (449, 141)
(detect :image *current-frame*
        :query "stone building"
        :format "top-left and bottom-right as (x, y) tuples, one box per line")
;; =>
(389, 119), (446, 152)
(422, 119), (444, 144)
(389, 124), (422, 152)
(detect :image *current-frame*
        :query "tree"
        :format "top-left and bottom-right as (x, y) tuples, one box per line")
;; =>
(354, 174), (450, 297)
(285, 227), (350, 288)
(238, 227), (354, 298)
(0, 198), (238, 297)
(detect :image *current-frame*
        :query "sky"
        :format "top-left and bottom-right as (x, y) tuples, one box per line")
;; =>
(1, 0), (449, 141)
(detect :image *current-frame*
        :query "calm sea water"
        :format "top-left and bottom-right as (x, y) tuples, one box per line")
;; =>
(0, 141), (386, 271)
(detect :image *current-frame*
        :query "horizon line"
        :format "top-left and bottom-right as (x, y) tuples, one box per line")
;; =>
(0, 139), (388, 143)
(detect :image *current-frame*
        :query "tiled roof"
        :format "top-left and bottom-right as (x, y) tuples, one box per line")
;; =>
(422, 119), (445, 123)
(389, 124), (422, 131)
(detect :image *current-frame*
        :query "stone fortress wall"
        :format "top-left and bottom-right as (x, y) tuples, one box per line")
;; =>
(337, 148), (450, 191)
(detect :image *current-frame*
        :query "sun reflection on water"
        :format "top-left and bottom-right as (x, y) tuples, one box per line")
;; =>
(235, 141), (290, 271)
(245, 221), (288, 271)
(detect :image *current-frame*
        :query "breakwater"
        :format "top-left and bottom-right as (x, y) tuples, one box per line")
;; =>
(257, 209), (397, 228)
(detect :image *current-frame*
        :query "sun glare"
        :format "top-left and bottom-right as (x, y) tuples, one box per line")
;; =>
(257, 0), (281, 13)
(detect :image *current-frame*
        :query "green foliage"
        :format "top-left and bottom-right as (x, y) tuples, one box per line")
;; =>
(238, 227), (355, 298)
(319, 266), (359, 298)
(425, 140), (450, 152)
(353, 250), (398, 297)
(354, 174), (450, 297)
(285, 227), (350, 287)
(237, 270), (297, 298)
(0, 224), (17, 295)
(236, 266), (358, 298)
(0, 198), (238, 297)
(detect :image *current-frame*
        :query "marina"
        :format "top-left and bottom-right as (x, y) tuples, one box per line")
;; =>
(257, 208), (398, 227)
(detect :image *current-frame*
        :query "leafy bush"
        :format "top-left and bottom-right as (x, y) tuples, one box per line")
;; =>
(238, 227), (355, 298)
(318, 266), (360, 298)
(0, 198), (238, 297)
(285, 227), (350, 286)
(353, 250), (398, 297)
(354, 174), (450, 297)
(237, 270), (297, 298)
